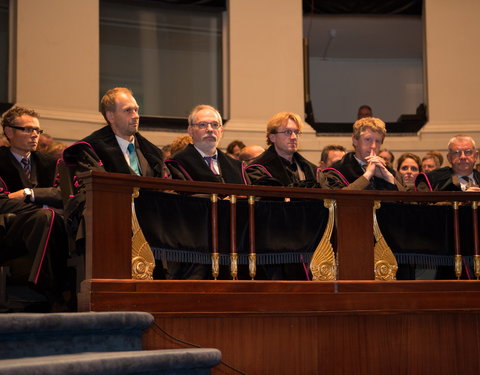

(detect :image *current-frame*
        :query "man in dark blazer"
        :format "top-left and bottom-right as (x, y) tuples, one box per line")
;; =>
(166, 104), (247, 185)
(416, 134), (480, 191)
(82, 87), (169, 179)
(246, 111), (318, 187)
(0, 106), (61, 207)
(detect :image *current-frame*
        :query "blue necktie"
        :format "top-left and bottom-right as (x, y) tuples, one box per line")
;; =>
(127, 143), (141, 175)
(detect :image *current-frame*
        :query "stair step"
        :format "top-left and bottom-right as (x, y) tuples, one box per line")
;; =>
(0, 312), (154, 359)
(0, 348), (221, 375)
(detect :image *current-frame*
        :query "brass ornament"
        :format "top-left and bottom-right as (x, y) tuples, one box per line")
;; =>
(373, 201), (398, 280)
(310, 199), (337, 280)
(131, 188), (155, 280)
(211, 252), (220, 280)
(248, 253), (257, 280)
(455, 254), (462, 279)
(230, 253), (238, 279)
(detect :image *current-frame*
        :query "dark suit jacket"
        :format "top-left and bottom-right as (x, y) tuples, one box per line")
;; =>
(325, 152), (402, 191)
(415, 166), (480, 191)
(82, 125), (169, 178)
(167, 144), (247, 184)
(246, 145), (318, 187)
(0, 146), (61, 207)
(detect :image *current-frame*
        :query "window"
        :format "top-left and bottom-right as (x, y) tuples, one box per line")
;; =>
(0, 0), (9, 104)
(100, 0), (224, 119)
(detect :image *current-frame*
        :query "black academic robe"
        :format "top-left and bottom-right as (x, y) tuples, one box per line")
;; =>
(167, 144), (247, 184)
(246, 145), (318, 187)
(81, 125), (169, 178)
(325, 152), (401, 190)
(415, 166), (480, 191)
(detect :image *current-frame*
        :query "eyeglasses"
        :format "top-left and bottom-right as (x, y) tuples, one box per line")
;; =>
(449, 149), (475, 157)
(274, 129), (302, 136)
(192, 121), (222, 130)
(7, 125), (44, 135)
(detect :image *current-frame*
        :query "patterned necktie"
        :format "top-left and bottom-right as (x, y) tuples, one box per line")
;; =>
(127, 143), (141, 175)
(460, 175), (471, 190)
(204, 155), (218, 174)
(21, 157), (31, 180)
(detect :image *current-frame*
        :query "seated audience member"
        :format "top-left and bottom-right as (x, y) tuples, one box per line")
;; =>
(45, 141), (67, 159)
(319, 145), (346, 169)
(239, 145), (265, 164)
(161, 144), (172, 160)
(165, 105), (247, 280)
(0, 135), (8, 147)
(357, 105), (373, 119)
(416, 134), (480, 191)
(246, 112), (318, 187)
(0, 106), (62, 208)
(226, 140), (246, 160)
(81, 87), (169, 178)
(396, 152), (421, 190)
(169, 135), (192, 156)
(324, 117), (404, 190)
(0, 187), (69, 311)
(421, 152), (442, 173)
(167, 105), (247, 184)
(379, 149), (395, 169)
(37, 133), (53, 153)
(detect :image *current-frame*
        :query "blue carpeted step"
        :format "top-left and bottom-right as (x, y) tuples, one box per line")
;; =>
(0, 312), (153, 359)
(0, 348), (222, 375)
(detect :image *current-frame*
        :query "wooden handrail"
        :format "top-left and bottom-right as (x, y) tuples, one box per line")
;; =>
(82, 171), (480, 280)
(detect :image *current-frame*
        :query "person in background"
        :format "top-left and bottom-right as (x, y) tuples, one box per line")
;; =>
(226, 140), (246, 160)
(396, 152), (422, 190)
(379, 149), (395, 169)
(421, 152), (442, 173)
(37, 133), (53, 153)
(169, 135), (193, 157)
(357, 105), (373, 119)
(319, 145), (346, 169)
(161, 145), (172, 161)
(239, 145), (265, 164)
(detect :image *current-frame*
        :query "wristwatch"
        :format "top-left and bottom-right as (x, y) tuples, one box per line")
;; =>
(23, 188), (33, 203)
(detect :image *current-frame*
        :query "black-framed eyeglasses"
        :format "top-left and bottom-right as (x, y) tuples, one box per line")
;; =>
(192, 121), (222, 130)
(274, 129), (301, 136)
(7, 125), (44, 135)
(449, 149), (474, 157)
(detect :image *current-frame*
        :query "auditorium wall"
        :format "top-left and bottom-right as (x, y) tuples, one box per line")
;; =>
(9, 0), (480, 165)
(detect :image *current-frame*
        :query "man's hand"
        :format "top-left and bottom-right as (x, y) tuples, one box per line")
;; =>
(8, 190), (25, 200)
(364, 149), (395, 184)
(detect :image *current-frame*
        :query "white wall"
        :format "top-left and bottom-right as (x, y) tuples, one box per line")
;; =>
(310, 58), (424, 122)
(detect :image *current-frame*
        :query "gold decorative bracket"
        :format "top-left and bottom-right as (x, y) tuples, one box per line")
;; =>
(310, 199), (337, 280)
(131, 187), (155, 280)
(373, 201), (398, 280)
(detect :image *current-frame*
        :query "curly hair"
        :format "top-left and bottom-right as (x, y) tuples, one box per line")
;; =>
(352, 117), (386, 141)
(1, 106), (40, 133)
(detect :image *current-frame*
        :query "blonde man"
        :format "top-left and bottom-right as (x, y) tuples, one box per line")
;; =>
(247, 112), (317, 187)
(324, 117), (403, 190)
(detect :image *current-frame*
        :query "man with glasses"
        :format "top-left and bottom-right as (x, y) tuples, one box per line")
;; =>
(167, 104), (246, 184)
(246, 112), (317, 186)
(416, 134), (480, 191)
(324, 117), (403, 190)
(0, 106), (62, 207)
